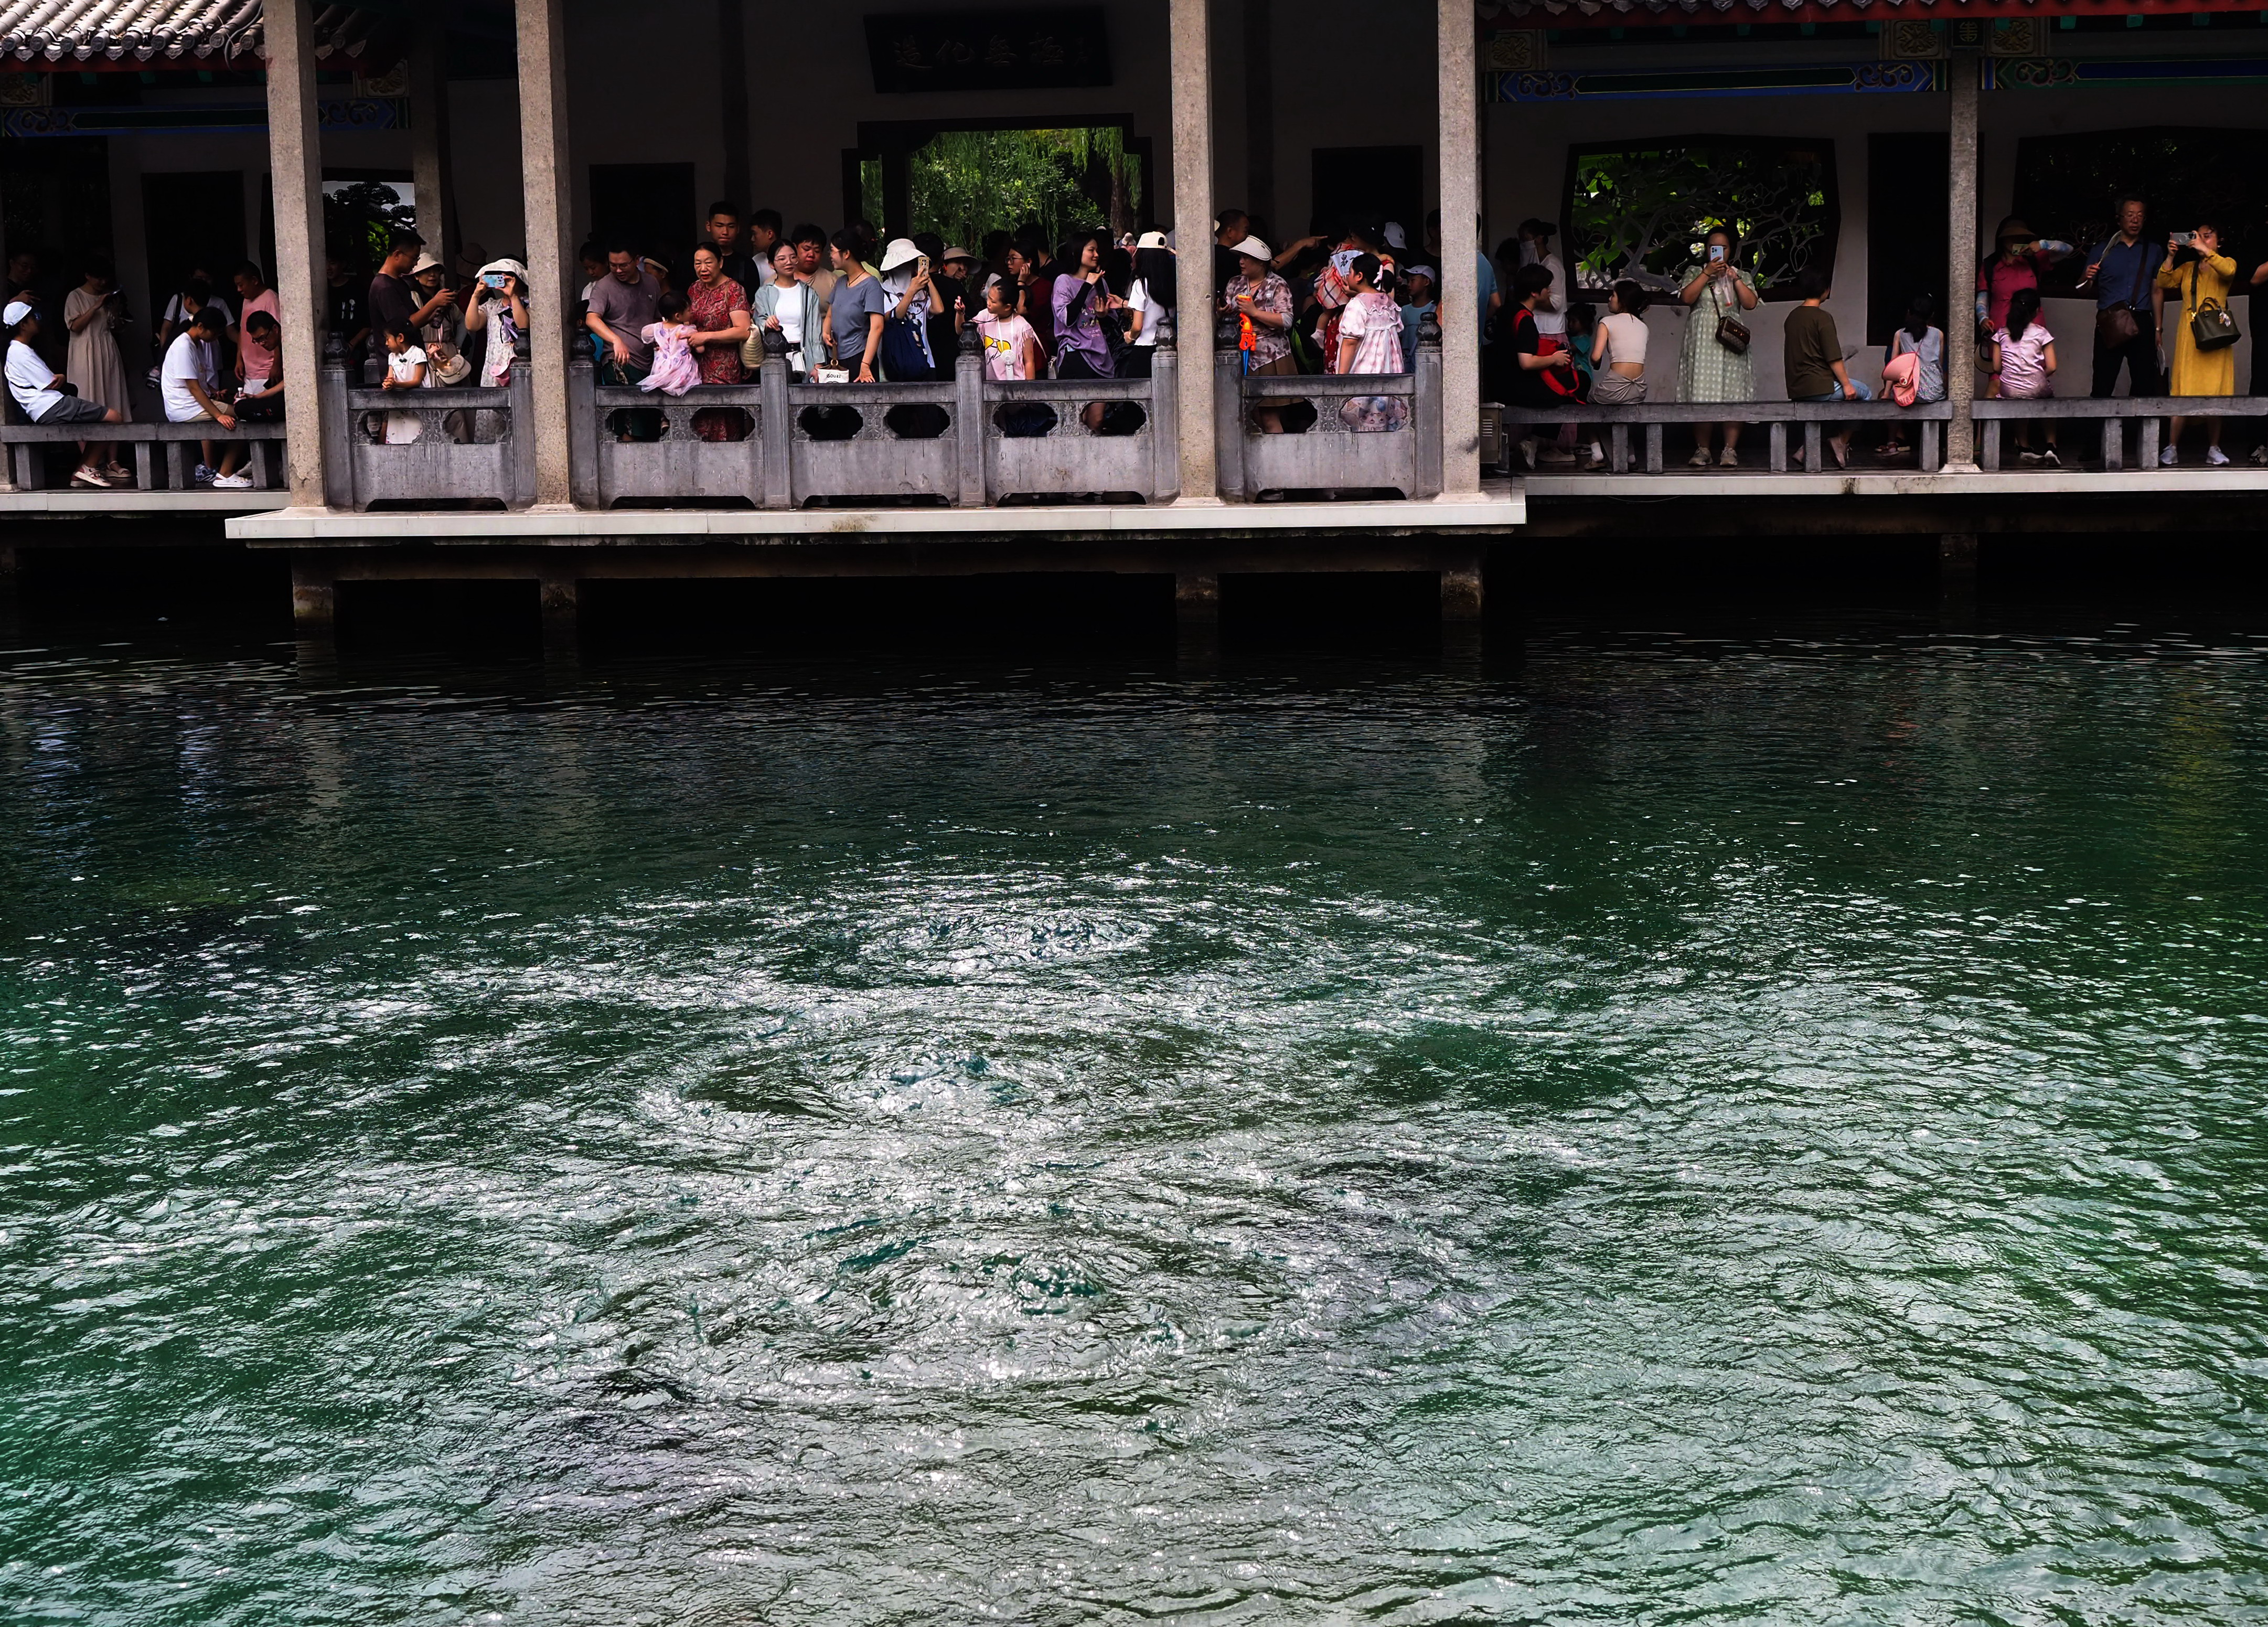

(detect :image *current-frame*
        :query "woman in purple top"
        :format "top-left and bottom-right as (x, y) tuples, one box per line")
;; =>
(1052, 232), (1123, 381)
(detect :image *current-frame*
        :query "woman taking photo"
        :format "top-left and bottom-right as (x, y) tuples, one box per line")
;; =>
(2157, 222), (2238, 466)
(464, 258), (529, 387)
(1676, 226), (1759, 466)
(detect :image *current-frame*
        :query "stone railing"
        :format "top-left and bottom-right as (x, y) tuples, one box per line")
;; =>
(570, 360), (767, 508)
(0, 408), (287, 493)
(1214, 316), (1442, 501)
(1496, 400), (1953, 473)
(1971, 395), (2268, 470)
(319, 363), (536, 511)
(571, 328), (1180, 509)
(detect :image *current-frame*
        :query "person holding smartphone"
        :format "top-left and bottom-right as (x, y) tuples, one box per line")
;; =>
(63, 254), (133, 481)
(464, 259), (530, 387)
(1676, 226), (1760, 466)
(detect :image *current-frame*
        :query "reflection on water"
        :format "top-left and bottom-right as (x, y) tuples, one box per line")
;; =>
(3, 624), (2266, 1624)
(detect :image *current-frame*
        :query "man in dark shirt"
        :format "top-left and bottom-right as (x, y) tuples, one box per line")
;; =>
(1213, 209), (1249, 302)
(747, 209), (784, 267)
(324, 252), (369, 370)
(695, 203), (762, 303)
(367, 231), (425, 379)
(1782, 265), (1867, 467)
(2083, 195), (2167, 398)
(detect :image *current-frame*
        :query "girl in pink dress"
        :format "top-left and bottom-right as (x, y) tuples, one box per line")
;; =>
(638, 292), (701, 396)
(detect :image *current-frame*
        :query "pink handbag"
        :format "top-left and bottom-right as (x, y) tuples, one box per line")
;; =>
(1882, 350), (1920, 408)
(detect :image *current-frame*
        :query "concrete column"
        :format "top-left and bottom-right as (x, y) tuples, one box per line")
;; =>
(1938, 532), (1978, 626)
(263, 0), (328, 508)
(1945, 52), (1981, 473)
(409, 1), (455, 270)
(1175, 568), (1220, 668)
(1170, 0), (1219, 504)
(1441, 558), (1484, 623)
(1436, 0), (1482, 496)
(291, 557), (336, 634)
(517, 0), (577, 509)
(539, 571), (579, 651)
(1175, 570), (1220, 628)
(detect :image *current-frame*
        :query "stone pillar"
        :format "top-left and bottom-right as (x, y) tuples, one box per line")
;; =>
(517, 0), (577, 509)
(1436, 0), (1482, 496)
(409, 1), (455, 270)
(1945, 52), (1981, 473)
(1171, 0), (1218, 504)
(263, 0), (328, 508)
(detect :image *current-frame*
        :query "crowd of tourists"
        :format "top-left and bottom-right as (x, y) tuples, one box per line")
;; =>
(1489, 198), (2268, 472)
(10, 190), (2268, 482)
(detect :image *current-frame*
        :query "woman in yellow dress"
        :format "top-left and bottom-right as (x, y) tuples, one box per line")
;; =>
(2156, 222), (2237, 466)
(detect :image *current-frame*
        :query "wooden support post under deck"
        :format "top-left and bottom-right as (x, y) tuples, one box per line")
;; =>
(1170, 0), (1218, 505)
(1436, 0), (1482, 497)
(263, 0), (328, 508)
(1944, 52), (1981, 472)
(517, 0), (577, 509)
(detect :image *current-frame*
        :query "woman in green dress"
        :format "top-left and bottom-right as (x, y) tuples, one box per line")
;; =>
(1676, 226), (1760, 466)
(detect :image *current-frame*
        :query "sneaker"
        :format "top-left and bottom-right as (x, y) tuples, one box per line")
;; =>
(2208, 446), (2231, 467)
(2159, 446), (2179, 467)
(2039, 447), (2060, 468)
(102, 462), (132, 482)
(1719, 447), (1739, 468)
(210, 471), (254, 490)
(1535, 446), (1576, 466)
(192, 463), (216, 484)
(2019, 448), (2044, 464)
(70, 465), (112, 489)
(1687, 446), (1710, 468)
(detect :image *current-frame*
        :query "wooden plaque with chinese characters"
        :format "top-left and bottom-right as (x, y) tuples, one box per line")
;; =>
(863, 9), (1111, 94)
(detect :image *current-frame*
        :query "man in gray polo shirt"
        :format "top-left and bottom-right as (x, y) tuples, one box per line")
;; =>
(584, 241), (661, 386)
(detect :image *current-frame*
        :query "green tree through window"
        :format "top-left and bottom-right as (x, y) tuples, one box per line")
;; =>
(908, 127), (1142, 252)
(1563, 139), (1838, 300)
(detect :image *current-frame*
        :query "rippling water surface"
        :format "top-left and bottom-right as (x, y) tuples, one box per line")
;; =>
(4, 626), (2267, 1624)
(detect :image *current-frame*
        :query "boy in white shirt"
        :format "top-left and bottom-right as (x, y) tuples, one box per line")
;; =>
(159, 304), (251, 487)
(5, 298), (124, 489)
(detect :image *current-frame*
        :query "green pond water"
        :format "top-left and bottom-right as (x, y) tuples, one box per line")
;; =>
(2, 628), (2265, 1624)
